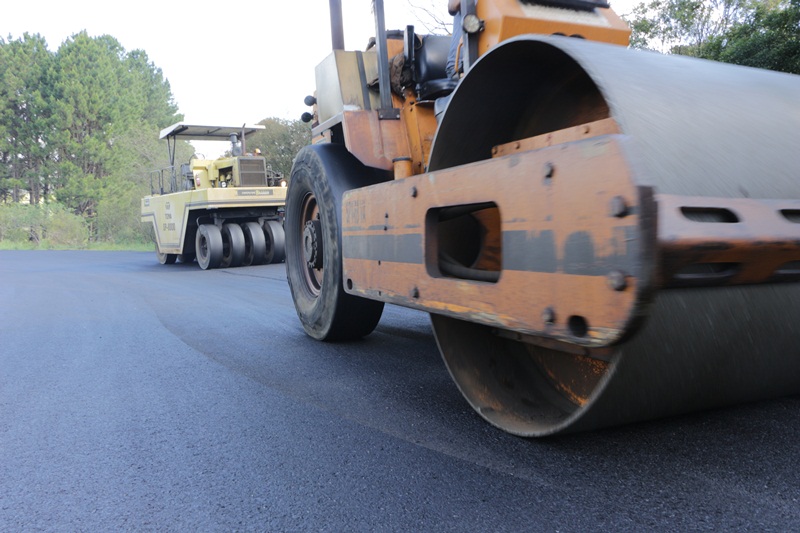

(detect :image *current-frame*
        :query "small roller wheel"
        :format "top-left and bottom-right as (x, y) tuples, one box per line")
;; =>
(221, 223), (246, 268)
(196, 224), (223, 270)
(264, 220), (286, 264)
(242, 222), (267, 266)
(285, 144), (385, 341)
(156, 246), (177, 265)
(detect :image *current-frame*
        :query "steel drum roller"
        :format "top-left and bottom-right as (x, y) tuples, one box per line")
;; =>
(429, 36), (800, 436)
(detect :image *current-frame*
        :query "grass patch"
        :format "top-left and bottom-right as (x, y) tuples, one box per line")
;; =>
(88, 242), (152, 252)
(0, 241), (40, 251)
(0, 240), (152, 252)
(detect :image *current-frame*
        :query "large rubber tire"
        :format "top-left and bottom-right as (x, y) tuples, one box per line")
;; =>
(241, 222), (267, 266)
(285, 144), (387, 341)
(196, 224), (223, 270)
(156, 246), (177, 265)
(221, 223), (246, 268)
(264, 220), (285, 264)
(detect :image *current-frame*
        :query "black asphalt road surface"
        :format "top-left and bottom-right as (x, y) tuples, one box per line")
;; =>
(2, 250), (799, 531)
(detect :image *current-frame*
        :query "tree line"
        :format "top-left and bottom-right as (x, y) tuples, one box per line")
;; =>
(626, 0), (800, 74)
(0, 32), (309, 248)
(2, 1), (797, 248)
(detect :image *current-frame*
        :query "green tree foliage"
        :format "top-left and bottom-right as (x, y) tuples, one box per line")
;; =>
(626, 0), (800, 75)
(123, 50), (180, 128)
(700, 0), (800, 73)
(52, 33), (124, 217)
(0, 33), (55, 205)
(0, 31), (182, 246)
(627, 0), (751, 52)
(52, 32), (180, 223)
(97, 123), (179, 244)
(0, 202), (87, 247)
(246, 118), (311, 178)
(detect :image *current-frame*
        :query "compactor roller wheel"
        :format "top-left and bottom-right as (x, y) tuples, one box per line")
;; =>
(264, 220), (286, 264)
(196, 224), (223, 270)
(428, 36), (800, 436)
(221, 223), (246, 268)
(285, 144), (385, 341)
(156, 247), (177, 265)
(242, 222), (267, 266)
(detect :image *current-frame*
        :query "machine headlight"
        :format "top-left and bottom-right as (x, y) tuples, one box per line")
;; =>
(462, 14), (484, 34)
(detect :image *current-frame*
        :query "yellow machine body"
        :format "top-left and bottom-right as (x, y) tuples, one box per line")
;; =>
(141, 123), (288, 269)
(141, 186), (285, 255)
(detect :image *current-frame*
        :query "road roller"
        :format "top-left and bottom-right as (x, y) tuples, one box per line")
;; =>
(141, 123), (287, 269)
(285, 0), (800, 436)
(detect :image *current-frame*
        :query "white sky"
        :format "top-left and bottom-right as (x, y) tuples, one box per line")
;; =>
(2, 0), (638, 156)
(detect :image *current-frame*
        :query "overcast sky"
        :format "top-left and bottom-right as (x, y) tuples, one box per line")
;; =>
(1, 1), (437, 123)
(2, 0), (637, 155)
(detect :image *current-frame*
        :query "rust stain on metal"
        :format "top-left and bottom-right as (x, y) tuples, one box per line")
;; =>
(530, 349), (610, 407)
(657, 194), (800, 287)
(492, 118), (621, 158)
(342, 133), (648, 347)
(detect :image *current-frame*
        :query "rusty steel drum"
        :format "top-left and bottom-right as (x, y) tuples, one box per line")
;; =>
(428, 36), (800, 436)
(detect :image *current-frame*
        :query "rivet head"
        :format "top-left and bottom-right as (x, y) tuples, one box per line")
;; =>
(410, 186), (418, 198)
(610, 196), (629, 218)
(411, 287), (420, 299)
(541, 307), (556, 324)
(543, 162), (555, 181)
(607, 270), (628, 291)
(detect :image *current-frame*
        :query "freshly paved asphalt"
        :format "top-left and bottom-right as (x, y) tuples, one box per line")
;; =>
(1, 250), (799, 531)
